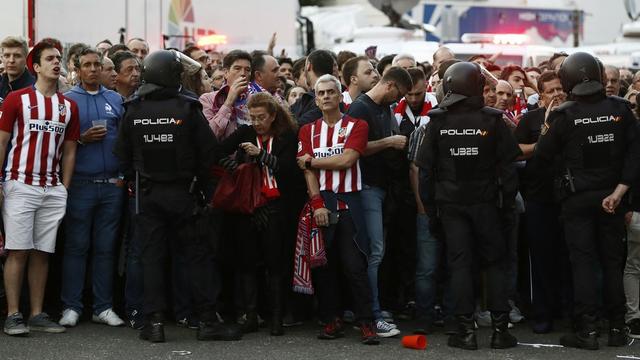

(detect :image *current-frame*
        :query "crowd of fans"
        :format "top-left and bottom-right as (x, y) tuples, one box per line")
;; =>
(1, 32), (640, 350)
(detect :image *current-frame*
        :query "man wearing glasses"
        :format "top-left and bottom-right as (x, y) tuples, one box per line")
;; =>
(184, 46), (213, 76)
(346, 66), (412, 337)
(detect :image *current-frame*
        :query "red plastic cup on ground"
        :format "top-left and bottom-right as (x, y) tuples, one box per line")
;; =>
(402, 334), (427, 350)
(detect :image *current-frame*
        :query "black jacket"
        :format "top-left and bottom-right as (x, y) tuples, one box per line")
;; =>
(217, 125), (302, 199)
(113, 88), (217, 183)
(291, 91), (322, 126)
(416, 97), (521, 204)
(0, 70), (35, 101)
(536, 94), (640, 193)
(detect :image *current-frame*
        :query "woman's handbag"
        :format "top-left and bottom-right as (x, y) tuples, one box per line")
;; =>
(211, 162), (267, 214)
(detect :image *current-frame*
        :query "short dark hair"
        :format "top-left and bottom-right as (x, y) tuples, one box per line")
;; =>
(74, 47), (102, 69)
(307, 49), (334, 77)
(278, 57), (293, 67)
(407, 67), (426, 86)
(222, 49), (251, 69)
(421, 62), (433, 78)
(376, 54), (396, 75)
(342, 56), (369, 87)
(500, 65), (533, 88)
(107, 44), (129, 57)
(337, 50), (357, 72)
(537, 70), (560, 93)
(381, 66), (413, 92)
(549, 52), (568, 65)
(66, 43), (89, 68)
(110, 51), (138, 73)
(292, 57), (306, 81)
(32, 40), (60, 70)
(250, 50), (268, 81)
(183, 45), (202, 59)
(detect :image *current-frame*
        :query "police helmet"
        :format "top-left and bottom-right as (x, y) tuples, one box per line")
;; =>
(439, 62), (485, 108)
(558, 52), (603, 96)
(141, 50), (183, 88)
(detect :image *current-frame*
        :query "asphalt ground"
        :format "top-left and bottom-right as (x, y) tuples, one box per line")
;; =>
(2, 319), (640, 360)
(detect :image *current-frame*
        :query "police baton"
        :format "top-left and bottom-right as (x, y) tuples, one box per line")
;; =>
(135, 170), (140, 215)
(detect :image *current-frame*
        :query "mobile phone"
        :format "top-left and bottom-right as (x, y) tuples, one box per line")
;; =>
(329, 212), (339, 225)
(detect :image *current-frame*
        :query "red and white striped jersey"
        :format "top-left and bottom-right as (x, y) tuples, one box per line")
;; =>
(298, 115), (368, 194)
(0, 87), (80, 186)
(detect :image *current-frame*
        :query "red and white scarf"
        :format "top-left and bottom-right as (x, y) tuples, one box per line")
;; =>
(292, 202), (327, 294)
(256, 135), (280, 199)
(394, 94), (438, 128)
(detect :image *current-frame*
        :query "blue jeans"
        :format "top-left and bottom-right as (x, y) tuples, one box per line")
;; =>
(125, 197), (144, 317)
(61, 181), (125, 315)
(415, 213), (439, 322)
(361, 185), (385, 320)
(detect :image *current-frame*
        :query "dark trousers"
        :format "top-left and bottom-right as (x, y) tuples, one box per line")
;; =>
(380, 185), (417, 311)
(440, 202), (510, 316)
(313, 211), (373, 323)
(524, 201), (570, 322)
(561, 189), (626, 327)
(136, 183), (219, 321)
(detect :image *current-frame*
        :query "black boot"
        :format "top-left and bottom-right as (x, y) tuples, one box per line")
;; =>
(198, 320), (243, 341)
(241, 274), (259, 333)
(269, 276), (284, 336)
(560, 315), (599, 350)
(490, 312), (518, 349)
(140, 313), (165, 343)
(447, 315), (477, 350)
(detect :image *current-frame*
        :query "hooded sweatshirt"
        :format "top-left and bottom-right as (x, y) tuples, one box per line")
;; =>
(64, 85), (123, 180)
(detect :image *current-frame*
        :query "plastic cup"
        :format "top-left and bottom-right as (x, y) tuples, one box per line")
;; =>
(92, 119), (107, 128)
(402, 334), (427, 350)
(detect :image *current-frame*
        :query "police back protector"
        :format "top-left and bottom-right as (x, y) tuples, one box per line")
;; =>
(430, 107), (502, 204)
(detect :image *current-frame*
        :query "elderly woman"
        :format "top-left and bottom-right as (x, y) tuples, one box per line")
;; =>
(217, 92), (299, 336)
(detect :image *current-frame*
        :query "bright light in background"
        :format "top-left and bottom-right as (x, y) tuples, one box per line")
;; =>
(461, 33), (529, 45)
(197, 34), (227, 47)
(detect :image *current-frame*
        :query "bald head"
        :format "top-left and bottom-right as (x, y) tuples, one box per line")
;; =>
(495, 80), (514, 111)
(433, 47), (455, 72)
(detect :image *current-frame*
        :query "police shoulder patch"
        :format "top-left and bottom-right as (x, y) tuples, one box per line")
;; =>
(554, 101), (576, 113)
(609, 95), (633, 111)
(480, 106), (504, 117)
(427, 108), (446, 118)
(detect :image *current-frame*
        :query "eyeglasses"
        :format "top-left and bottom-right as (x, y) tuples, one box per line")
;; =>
(249, 114), (270, 124)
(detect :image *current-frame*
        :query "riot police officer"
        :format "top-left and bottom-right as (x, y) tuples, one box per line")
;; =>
(114, 50), (242, 343)
(536, 52), (640, 350)
(415, 62), (521, 350)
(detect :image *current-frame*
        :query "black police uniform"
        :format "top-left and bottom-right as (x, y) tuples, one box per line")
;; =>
(536, 73), (640, 348)
(416, 62), (521, 350)
(114, 50), (241, 343)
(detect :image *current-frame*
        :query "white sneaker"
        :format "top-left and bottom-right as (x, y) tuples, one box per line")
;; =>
(475, 310), (492, 327)
(59, 309), (80, 327)
(375, 320), (400, 338)
(508, 300), (525, 323)
(92, 309), (124, 327)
